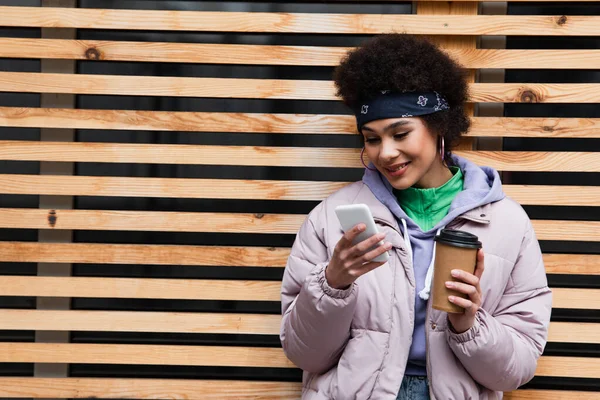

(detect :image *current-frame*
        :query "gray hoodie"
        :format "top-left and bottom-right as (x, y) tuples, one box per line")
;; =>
(362, 154), (506, 375)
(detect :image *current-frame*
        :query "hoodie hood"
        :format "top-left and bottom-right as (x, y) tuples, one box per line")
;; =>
(362, 154), (505, 235)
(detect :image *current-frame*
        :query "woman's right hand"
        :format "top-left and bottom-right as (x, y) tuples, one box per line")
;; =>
(325, 223), (392, 290)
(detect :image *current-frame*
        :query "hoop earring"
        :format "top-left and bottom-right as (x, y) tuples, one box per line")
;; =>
(361, 147), (377, 171)
(440, 136), (445, 163)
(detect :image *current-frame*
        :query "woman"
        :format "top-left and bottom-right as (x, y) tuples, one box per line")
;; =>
(280, 34), (552, 400)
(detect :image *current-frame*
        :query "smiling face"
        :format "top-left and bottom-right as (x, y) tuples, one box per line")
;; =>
(361, 117), (452, 190)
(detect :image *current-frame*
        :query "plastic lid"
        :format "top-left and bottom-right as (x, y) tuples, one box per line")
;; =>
(434, 229), (482, 249)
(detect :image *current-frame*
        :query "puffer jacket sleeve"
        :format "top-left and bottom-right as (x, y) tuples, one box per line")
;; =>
(446, 218), (552, 391)
(280, 204), (358, 374)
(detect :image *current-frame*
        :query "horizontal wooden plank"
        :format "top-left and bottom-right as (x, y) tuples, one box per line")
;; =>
(0, 141), (598, 172)
(0, 8), (598, 35)
(0, 209), (597, 241)
(0, 310), (281, 335)
(0, 242), (289, 267)
(0, 242), (596, 275)
(1, 73), (599, 103)
(1, 108), (599, 138)
(0, 174), (596, 206)
(505, 390), (600, 400)
(0, 209), (307, 234)
(0, 342), (596, 378)
(2, 39), (600, 69)
(0, 310), (595, 344)
(0, 276), (595, 309)
(0, 343), (295, 368)
(548, 322), (600, 344)
(552, 288), (600, 310)
(0, 378), (303, 399)
(531, 220), (600, 242)
(536, 356), (600, 379)
(0, 276), (282, 301)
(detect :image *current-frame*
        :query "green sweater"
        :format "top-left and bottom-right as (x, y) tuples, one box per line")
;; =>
(394, 167), (464, 232)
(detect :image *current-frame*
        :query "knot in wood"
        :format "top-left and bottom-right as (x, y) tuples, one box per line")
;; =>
(254, 213), (265, 219)
(557, 15), (568, 26)
(520, 90), (538, 103)
(543, 126), (554, 132)
(48, 210), (57, 227)
(85, 47), (101, 60)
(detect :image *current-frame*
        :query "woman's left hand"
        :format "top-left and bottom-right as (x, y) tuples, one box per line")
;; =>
(446, 249), (485, 334)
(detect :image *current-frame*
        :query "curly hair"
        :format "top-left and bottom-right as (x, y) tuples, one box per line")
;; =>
(333, 34), (471, 162)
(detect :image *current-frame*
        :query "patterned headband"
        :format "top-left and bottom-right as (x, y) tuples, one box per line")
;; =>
(355, 91), (450, 131)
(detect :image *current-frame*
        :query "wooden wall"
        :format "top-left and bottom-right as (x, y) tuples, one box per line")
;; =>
(0, 1), (598, 398)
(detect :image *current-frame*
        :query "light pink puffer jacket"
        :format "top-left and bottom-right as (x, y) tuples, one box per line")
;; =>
(280, 181), (552, 399)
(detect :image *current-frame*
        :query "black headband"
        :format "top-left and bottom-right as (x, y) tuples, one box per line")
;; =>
(355, 91), (450, 131)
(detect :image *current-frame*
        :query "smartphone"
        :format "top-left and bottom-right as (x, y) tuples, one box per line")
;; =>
(334, 203), (389, 263)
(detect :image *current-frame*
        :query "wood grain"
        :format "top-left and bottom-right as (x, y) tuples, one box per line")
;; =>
(0, 243), (595, 275)
(0, 142), (598, 172)
(1, 209), (597, 241)
(0, 276), (594, 308)
(2, 39), (600, 69)
(0, 175), (597, 206)
(0, 309), (595, 343)
(0, 310), (281, 335)
(0, 378), (303, 399)
(0, 276), (282, 301)
(0, 8), (597, 35)
(0, 343), (295, 368)
(1, 73), (599, 103)
(2, 108), (599, 138)
(552, 288), (600, 310)
(505, 390), (600, 400)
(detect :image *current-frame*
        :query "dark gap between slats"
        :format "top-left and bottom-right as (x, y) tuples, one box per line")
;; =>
(523, 376), (600, 392)
(69, 363), (302, 381)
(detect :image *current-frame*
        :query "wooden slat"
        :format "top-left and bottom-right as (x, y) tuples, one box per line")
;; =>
(0, 174), (597, 206)
(505, 390), (600, 400)
(0, 378), (303, 399)
(0, 141), (598, 172)
(0, 309), (596, 344)
(0, 209), (597, 241)
(0, 342), (596, 378)
(1, 73), (600, 103)
(0, 8), (598, 35)
(0, 310), (281, 335)
(2, 39), (600, 69)
(548, 322), (600, 344)
(0, 209), (307, 234)
(0, 343), (295, 368)
(536, 356), (600, 379)
(1, 108), (599, 138)
(0, 243), (596, 275)
(531, 220), (600, 243)
(0, 242), (290, 267)
(552, 288), (600, 310)
(0, 276), (595, 309)
(542, 254), (600, 276)
(0, 276), (282, 301)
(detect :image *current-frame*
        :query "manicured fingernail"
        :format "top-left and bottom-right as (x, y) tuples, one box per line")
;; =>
(445, 281), (453, 288)
(377, 233), (386, 240)
(451, 270), (459, 277)
(448, 296), (455, 302)
(385, 243), (392, 250)
(357, 224), (365, 231)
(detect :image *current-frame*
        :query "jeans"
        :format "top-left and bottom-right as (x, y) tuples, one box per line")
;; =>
(396, 375), (430, 400)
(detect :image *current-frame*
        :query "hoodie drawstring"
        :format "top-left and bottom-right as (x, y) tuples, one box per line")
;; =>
(418, 227), (443, 301)
(400, 218), (442, 301)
